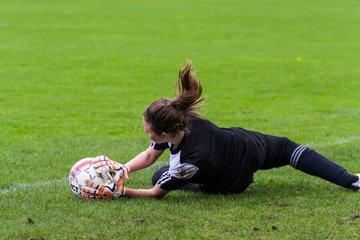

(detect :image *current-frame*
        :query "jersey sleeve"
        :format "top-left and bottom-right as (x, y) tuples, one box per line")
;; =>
(156, 170), (193, 191)
(150, 141), (170, 150)
(156, 163), (199, 191)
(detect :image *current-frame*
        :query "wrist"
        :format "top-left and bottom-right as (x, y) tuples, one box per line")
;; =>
(124, 165), (131, 173)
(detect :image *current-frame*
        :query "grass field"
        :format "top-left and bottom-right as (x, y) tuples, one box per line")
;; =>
(1, 0), (360, 239)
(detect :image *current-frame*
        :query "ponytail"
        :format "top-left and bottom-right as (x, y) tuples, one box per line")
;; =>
(172, 60), (205, 113)
(143, 60), (205, 136)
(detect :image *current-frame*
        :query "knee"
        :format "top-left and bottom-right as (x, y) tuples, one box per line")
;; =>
(152, 166), (170, 186)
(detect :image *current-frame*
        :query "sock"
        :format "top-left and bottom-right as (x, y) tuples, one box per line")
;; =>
(291, 146), (358, 188)
(351, 175), (360, 190)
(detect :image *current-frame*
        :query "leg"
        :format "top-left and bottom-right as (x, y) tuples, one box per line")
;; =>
(260, 136), (359, 190)
(152, 166), (204, 192)
(292, 147), (358, 189)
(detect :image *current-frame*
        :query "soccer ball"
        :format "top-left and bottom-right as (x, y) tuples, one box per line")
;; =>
(69, 157), (106, 198)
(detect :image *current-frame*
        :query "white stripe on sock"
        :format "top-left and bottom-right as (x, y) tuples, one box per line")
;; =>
(293, 146), (307, 168)
(290, 145), (307, 168)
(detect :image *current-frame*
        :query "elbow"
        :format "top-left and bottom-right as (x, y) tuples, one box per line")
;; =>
(154, 192), (166, 199)
(151, 185), (168, 199)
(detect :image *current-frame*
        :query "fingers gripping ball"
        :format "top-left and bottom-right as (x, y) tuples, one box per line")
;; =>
(69, 158), (124, 199)
(81, 178), (125, 199)
(92, 155), (130, 182)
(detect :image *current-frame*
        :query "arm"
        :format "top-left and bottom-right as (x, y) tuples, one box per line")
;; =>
(81, 147), (169, 199)
(124, 184), (168, 198)
(125, 146), (164, 173)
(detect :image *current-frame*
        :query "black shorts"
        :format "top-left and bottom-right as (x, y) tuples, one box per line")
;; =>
(258, 135), (303, 170)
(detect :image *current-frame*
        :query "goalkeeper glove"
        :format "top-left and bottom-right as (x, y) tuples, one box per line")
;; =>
(80, 178), (125, 199)
(92, 155), (130, 182)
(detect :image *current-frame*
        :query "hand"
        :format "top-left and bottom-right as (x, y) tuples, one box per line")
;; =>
(80, 178), (125, 199)
(92, 155), (130, 182)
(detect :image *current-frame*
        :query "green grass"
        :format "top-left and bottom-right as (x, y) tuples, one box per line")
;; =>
(1, 0), (360, 239)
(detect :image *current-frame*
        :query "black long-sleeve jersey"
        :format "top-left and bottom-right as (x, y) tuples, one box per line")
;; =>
(152, 116), (299, 194)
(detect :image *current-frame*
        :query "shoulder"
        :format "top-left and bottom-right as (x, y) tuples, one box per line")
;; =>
(188, 115), (217, 132)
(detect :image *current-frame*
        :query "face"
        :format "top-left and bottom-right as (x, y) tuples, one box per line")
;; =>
(143, 119), (167, 143)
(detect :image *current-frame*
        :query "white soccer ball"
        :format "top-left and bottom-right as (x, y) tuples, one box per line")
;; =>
(69, 157), (106, 198)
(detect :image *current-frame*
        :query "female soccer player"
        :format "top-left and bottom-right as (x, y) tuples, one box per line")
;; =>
(81, 61), (360, 199)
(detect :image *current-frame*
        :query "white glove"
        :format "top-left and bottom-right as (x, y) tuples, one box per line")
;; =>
(80, 178), (125, 199)
(92, 155), (130, 182)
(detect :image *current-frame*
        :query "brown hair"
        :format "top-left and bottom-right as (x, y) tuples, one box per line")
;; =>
(143, 60), (205, 136)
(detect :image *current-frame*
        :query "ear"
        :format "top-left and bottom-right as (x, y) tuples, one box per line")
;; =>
(160, 132), (168, 139)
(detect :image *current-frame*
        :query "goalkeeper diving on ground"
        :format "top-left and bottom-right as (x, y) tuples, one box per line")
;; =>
(79, 60), (360, 199)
